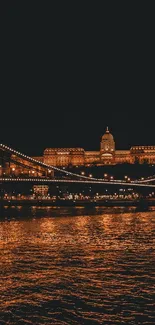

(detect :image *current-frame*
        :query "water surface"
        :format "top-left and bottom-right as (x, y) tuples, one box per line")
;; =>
(0, 207), (155, 324)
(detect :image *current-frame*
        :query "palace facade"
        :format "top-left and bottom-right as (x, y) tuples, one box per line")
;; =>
(36, 127), (155, 167)
(3, 127), (155, 178)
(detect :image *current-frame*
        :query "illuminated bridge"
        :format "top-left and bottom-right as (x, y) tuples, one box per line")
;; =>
(1, 143), (155, 188)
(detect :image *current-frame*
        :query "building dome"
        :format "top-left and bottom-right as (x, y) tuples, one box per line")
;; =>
(102, 127), (114, 142)
(100, 127), (115, 154)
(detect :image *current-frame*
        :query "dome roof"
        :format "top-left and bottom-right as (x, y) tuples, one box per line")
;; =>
(102, 127), (114, 140)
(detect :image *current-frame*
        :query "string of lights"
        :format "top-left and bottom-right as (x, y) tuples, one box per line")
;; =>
(0, 143), (155, 185)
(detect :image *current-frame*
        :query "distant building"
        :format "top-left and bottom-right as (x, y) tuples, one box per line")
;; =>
(36, 127), (155, 166)
(6, 128), (155, 177)
(33, 185), (49, 197)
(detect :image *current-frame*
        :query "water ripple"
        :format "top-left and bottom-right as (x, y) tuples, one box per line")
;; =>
(0, 209), (155, 324)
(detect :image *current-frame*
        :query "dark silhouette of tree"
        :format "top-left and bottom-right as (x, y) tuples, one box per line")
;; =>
(134, 156), (140, 164)
(142, 158), (149, 164)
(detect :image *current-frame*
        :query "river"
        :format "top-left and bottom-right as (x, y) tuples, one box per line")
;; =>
(0, 207), (155, 324)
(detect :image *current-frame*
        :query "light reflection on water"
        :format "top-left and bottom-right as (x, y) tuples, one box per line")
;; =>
(0, 207), (155, 325)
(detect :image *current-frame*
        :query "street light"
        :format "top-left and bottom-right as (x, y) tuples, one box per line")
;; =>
(12, 167), (15, 176)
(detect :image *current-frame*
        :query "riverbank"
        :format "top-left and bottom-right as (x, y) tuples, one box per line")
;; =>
(0, 198), (154, 208)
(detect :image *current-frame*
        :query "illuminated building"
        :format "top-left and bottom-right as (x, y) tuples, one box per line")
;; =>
(4, 128), (155, 176)
(33, 185), (49, 197)
(39, 127), (155, 166)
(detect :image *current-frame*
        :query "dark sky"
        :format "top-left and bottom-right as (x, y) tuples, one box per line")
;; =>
(0, 2), (155, 156)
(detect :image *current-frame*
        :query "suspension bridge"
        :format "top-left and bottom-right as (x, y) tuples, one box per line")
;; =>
(1, 143), (155, 188)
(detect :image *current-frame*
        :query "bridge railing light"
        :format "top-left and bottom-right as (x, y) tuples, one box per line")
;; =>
(2, 143), (155, 185)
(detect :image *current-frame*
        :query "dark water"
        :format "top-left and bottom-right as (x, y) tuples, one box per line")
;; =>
(0, 207), (155, 325)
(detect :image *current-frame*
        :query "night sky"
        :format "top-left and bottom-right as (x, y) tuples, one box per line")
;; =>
(0, 2), (154, 156)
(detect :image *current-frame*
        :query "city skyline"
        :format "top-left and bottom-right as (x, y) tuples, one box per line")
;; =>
(1, 121), (155, 157)
(1, 3), (155, 325)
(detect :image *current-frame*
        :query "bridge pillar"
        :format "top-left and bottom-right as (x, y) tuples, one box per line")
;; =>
(5, 162), (11, 176)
